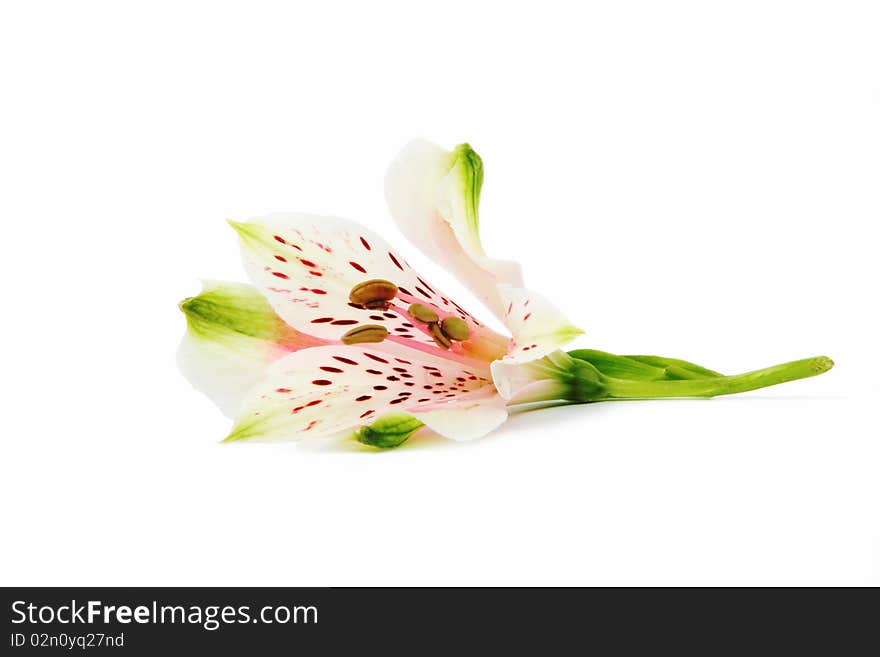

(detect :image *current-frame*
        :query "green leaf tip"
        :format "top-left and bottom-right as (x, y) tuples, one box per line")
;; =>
(178, 282), (280, 341)
(812, 356), (834, 374)
(451, 142), (484, 229)
(226, 219), (264, 244)
(568, 350), (723, 381)
(354, 414), (424, 449)
(178, 296), (196, 313)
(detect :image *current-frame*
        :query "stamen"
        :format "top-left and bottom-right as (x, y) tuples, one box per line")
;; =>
(349, 279), (398, 309)
(407, 303), (439, 324)
(341, 324), (389, 345)
(383, 335), (491, 369)
(428, 322), (452, 349)
(440, 316), (470, 341)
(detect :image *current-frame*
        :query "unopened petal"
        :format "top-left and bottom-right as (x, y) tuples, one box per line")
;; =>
(385, 139), (522, 321)
(177, 281), (325, 417)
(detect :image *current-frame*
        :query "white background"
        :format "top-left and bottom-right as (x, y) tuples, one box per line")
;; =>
(1, 1), (877, 586)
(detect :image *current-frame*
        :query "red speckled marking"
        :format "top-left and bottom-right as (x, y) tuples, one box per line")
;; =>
(274, 235), (286, 244)
(320, 366), (344, 373)
(276, 388), (291, 393)
(272, 272), (289, 279)
(360, 236), (371, 250)
(312, 379), (332, 386)
(349, 261), (366, 273)
(299, 258), (317, 267)
(333, 356), (358, 365)
(355, 395), (371, 402)
(388, 253), (404, 271)
(274, 255), (287, 262)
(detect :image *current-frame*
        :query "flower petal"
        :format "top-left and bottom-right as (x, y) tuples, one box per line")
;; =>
(230, 213), (508, 363)
(498, 285), (584, 363)
(223, 341), (495, 442)
(177, 281), (326, 417)
(408, 386), (508, 441)
(385, 139), (523, 320)
(491, 350), (576, 404)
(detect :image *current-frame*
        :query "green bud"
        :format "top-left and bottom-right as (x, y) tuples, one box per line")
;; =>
(355, 414), (424, 449)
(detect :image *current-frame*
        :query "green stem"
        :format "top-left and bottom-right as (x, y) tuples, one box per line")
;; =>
(600, 356), (833, 400)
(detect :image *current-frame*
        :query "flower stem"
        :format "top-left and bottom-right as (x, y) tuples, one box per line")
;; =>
(600, 356), (834, 400)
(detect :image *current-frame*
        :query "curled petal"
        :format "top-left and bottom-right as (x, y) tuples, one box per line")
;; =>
(498, 285), (584, 364)
(223, 341), (496, 442)
(177, 281), (326, 417)
(385, 139), (522, 320)
(230, 213), (507, 364)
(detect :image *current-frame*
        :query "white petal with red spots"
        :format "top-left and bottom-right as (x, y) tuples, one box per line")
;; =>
(408, 386), (508, 441)
(499, 285), (584, 364)
(225, 341), (496, 442)
(231, 213), (507, 363)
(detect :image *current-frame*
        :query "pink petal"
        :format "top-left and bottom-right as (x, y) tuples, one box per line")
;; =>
(231, 214), (507, 363)
(224, 341), (496, 442)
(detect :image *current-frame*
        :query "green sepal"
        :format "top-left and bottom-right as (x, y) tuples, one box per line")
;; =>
(563, 349), (833, 401)
(623, 355), (722, 380)
(180, 281), (282, 342)
(354, 414), (424, 449)
(567, 349), (722, 382)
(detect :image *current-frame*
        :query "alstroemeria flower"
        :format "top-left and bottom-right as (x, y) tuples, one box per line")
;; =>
(179, 207), (582, 446)
(179, 140), (832, 448)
